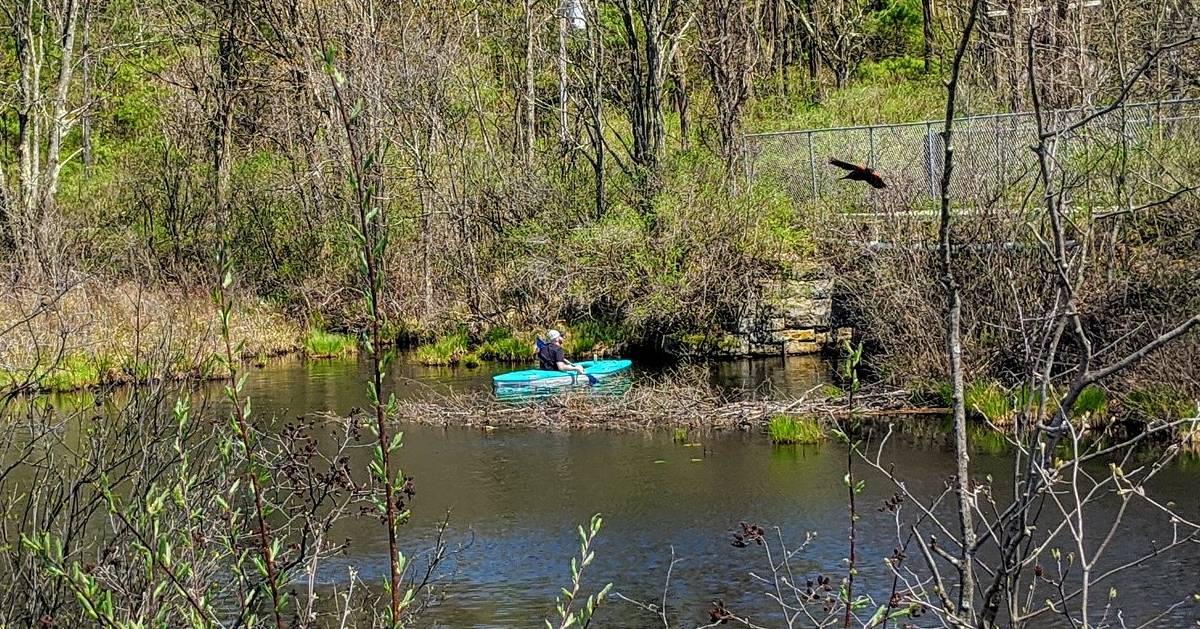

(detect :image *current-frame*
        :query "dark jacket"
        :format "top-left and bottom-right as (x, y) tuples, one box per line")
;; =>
(537, 342), (566, 371)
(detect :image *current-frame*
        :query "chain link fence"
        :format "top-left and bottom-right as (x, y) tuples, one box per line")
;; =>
(744, 98), (1200, 212)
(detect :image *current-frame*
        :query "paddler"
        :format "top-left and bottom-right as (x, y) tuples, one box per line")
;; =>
(537, 329), (586, 375)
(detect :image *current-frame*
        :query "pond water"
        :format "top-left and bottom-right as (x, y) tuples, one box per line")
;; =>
(19, 355), (1200, 627)
(215, 355), (1200, 628)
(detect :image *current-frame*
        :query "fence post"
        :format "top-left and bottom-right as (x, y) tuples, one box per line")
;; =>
(808, 131), (817, 201)
(925, 122), (937, 199)
(869, 125), (876, 166)
(743, 135), (753, 184)
(1153, 100), (1162, 144)
(868, 125), (878, 210)
(994, 117), (1003, 201)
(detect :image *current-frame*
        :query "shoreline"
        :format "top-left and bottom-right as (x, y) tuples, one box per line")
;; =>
(4, 284), (1194, 448)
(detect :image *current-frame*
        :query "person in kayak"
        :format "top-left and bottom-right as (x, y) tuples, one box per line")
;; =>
(537, 329), (586, 375)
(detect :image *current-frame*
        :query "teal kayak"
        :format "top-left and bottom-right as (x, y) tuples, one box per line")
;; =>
(492, 359), (632, 388)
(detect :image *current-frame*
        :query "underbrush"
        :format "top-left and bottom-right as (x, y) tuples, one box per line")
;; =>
(961, 382), (1179, 435)
(564, 320), (627, 357)
(748, 65), (947, 132)
(1123, 385), (1196, 423)
(418, 322), (631, 367)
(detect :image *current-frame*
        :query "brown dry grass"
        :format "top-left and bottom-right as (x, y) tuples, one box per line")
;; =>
(1, 279), (300, 391)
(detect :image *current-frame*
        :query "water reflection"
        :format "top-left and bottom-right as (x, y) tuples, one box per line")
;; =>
(708, 353), (834, 398)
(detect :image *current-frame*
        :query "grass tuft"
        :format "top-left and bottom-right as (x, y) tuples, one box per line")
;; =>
(304, 329), (357, 358)
(415, 332), (470, 366)
(768, 414), (825, 445)
(39, 353), (105, 391)
(479, 328), (533, 362)
(1013, 384), (1058, 417)
(966, 380), (1013, 426)
(1073, 386), (1109, 419)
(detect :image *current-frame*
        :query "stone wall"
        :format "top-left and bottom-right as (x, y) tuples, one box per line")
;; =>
(732, 277), (847, 356)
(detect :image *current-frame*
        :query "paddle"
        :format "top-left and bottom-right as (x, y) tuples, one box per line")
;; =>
(536, 337), (598, 385)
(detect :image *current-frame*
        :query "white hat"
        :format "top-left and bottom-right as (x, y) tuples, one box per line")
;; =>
(547, 329), (562, 341)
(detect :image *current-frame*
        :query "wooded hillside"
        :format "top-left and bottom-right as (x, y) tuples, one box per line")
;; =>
(2, 0), (1197, 387)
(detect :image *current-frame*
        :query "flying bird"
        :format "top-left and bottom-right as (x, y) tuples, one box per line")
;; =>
(828, 158), (886, 189)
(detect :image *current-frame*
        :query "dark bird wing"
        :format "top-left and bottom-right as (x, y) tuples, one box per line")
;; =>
(830, 157), (887, 188)
(828, 158), (861, 172)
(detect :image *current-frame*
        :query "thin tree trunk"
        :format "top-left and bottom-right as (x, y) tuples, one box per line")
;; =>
(937, 0), (982, 621)
(81, 0), (93, 174)
(627, 0), (677, 185)
(922, 0), (934, 73)
(0, 158), (10, 251)
(772, 0), (784, 93)
(588, 2), (605, 218)
(213, 0), (242, 231)
(43, 0), (80, 207)
(525, 0), (536, 164)
(672, 54), (689, 150)
(1007, 0), (1020, 110)
(620, 4), (648, 167)
(12, 0), (78, 279)
(645, 5), (664, 163)
(805, 0), (818, 83)
(16, 4), (38, 220)
(558, 6), (570, 149)
(422, 193), (433, 319)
